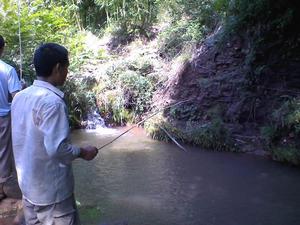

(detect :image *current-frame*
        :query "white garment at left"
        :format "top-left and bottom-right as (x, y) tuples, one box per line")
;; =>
(11, 80), (80, 206)
(0, 59), (21, 116)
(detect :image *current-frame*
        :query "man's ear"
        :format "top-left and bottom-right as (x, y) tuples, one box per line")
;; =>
(53, 63), (60, 73)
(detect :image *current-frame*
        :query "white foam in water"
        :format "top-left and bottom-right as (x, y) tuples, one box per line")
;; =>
(84, 126), (119, 135)
(85, 110), (106, 129)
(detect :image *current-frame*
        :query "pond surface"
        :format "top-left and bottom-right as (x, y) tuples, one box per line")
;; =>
(71, 127), (300, 225)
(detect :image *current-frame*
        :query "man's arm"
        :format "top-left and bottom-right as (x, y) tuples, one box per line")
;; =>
(39, 102), (98, 164)
(8, 68), (22, 98)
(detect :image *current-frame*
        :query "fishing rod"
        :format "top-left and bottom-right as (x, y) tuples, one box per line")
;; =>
(17, 0), (23, 79)
(97, 99), (192, 151)
(158, 125), (187, 152)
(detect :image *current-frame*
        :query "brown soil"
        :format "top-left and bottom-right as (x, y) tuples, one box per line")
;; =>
(0, 198), (24, 225)
(153, 27), (300, 155)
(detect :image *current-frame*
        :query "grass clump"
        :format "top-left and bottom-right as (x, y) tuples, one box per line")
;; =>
(271, 147), (300, 166)
(78, 206), (102, 225)
(145, 113), (236, 152)
(144, 113), (185, 143)
(261, 99), (300, 165)
(186, 119), (236, 151)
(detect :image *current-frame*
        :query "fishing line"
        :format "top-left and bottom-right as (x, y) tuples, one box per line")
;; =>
(97, 99), (192, 151)
(17, 0), (23, 80)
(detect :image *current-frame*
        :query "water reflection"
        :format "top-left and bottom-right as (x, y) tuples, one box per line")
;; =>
(71, 128), (300, 225)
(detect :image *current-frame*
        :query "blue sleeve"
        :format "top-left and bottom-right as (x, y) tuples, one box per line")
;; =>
(8, 68), (21, 93)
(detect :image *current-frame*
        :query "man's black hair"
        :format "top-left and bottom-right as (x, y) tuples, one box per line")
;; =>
(0, 35), (5, 49)
(33, 43), (69, 77)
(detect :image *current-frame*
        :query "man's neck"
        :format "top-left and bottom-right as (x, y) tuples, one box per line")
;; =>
(37, 76), (57, 87)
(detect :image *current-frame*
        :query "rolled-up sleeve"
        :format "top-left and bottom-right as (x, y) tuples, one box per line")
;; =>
(38, 102), (80, 164)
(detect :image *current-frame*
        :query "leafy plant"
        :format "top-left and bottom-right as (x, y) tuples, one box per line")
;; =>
(93, 55), (158, 125)
(0, 0), (88, 81)
(94, 0), (159, 37)
(145, 115), (236, 151)
(63, 77), (97, 128)
(158, 19), (202, 59)
(261, 99), (300, 165)
(119, 70), (154, 114)
(186, 119), (236, 151)
(271, 147), (300, 166)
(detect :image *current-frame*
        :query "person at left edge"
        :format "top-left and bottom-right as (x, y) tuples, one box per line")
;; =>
(0, 35), (22, 201)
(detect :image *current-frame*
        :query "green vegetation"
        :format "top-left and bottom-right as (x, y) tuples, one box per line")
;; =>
(261, 99), (300, 165)
(224, 0), (300, 87)
(145, 112), (237, 152)
(1, 0), (300, 164)
(93, 53), (163, 125)
(63, 77), (97, 128)
(0, 0), (90, 81)
(78, 206), (102, 225)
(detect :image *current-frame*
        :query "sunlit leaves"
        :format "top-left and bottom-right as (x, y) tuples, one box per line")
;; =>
(0, 0), (84, 80)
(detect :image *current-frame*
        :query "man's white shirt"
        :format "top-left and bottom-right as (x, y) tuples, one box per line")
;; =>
(11, 80), (80, 205)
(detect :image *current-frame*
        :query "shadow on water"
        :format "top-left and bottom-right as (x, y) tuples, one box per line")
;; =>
(71, 127), (300, 225)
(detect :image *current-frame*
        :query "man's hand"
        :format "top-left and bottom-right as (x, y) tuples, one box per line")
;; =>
(79, 146), (98, 161)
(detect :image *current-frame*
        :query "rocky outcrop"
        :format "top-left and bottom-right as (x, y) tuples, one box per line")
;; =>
(154, 26), (300, 157)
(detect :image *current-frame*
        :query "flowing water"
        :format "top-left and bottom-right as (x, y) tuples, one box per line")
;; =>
(71, 127), (300, 225)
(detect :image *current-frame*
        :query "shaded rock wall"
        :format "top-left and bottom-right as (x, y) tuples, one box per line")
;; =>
(155, 26), (300, 155)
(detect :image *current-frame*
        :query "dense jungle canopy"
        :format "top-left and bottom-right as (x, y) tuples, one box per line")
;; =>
(1, 0), (300, 165)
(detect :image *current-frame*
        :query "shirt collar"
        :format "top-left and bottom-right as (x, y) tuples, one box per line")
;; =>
(33, 80), (65, 99)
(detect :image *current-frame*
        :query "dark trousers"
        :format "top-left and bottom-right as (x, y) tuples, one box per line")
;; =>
(0, 114), (13, 184)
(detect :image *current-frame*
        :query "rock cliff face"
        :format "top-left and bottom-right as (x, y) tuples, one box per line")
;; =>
(154, 26), (300, 158)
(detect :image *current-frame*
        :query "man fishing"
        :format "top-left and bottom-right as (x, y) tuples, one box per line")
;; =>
(11, 43), (98, 225)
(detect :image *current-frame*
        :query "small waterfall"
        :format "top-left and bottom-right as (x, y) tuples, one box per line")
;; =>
(85, 111), (106, 129)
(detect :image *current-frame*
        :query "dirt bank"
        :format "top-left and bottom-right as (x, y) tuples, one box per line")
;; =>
(0, 198), (24, 225)
(150, 26), (300, 164)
